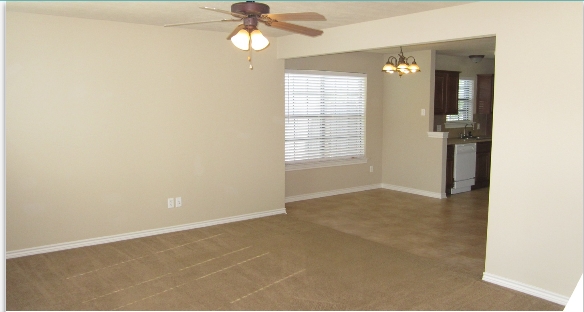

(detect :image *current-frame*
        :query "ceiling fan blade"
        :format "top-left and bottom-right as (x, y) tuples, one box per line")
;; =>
(201, 6), (247, 19)
(261, 12), (326, 21)
(164, 19), (241, 27)
(227, 24), (246, 40)
(265, 21), (323, 37)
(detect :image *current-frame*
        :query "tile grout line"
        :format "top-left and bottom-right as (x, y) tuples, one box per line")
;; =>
(230, 269), (306, 304)
(111, 252), (270, 310)
(79, 244), (251, 304)
(179, 246), (252, 271)
(194, 252), (270, 280)
(66, 233), (223, 279)
(154, 234), (224, 254)
(81, 273), (172, 303)
(66, 256), (146, 279)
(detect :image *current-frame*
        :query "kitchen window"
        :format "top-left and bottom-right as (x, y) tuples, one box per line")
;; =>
(285, 70), (367, 171)
(445, 78), (474, 126)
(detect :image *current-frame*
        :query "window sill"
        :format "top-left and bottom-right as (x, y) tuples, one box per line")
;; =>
(285, 157), (368, 171)
(444, 121), (474, 129)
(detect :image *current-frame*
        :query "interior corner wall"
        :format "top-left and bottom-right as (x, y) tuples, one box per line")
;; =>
(277, 1), (583, 299)
(284, 52), (383, 198)
(381, 50), (444, 195)
(5, 12), (285, 252)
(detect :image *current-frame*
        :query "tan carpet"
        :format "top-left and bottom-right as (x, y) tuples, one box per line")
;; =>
(6, 190), (562, 310)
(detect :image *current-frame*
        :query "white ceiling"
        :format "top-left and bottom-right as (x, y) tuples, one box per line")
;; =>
(6, 1), (495, 58)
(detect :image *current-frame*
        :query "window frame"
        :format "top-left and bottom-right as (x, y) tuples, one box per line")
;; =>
(284, 69), (368, 171)
(445, 77), (475, 128)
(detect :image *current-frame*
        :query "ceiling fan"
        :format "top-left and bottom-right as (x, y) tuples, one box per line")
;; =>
(164, 1), (326, 68)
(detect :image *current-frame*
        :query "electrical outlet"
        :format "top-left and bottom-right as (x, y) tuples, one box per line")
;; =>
(175, 197), (182, 207)
(437, 125), (442, 132)
(168, 198), (174, 209)
(421, 109), (426, 116)
(477, 123), (481, 130)
(369, 166), (373, 173)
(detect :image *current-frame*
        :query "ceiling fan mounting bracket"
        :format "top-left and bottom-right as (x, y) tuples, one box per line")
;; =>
(243, 17), (259, 28)
(231, 2), (270, 16)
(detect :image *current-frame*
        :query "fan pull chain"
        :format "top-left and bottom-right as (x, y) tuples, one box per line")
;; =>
(248, 36), (253, 70)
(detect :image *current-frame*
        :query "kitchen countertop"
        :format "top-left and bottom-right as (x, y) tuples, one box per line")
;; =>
(447, 137), (492, 145)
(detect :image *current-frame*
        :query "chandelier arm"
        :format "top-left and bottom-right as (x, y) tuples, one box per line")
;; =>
(386, 56), (398, 64)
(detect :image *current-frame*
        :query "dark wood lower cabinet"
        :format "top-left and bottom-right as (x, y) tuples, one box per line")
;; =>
(472, 141), (492, 190)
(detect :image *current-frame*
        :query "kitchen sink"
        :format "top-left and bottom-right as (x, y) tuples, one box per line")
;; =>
(464, 136), (491, 141)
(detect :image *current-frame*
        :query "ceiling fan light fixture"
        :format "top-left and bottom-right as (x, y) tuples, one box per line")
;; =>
(166, 2), (326, 68)
(231, 29), (250, 50)
(250, 29), (269, 50)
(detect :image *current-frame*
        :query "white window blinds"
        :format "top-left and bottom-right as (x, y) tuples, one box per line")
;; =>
(446, 78), (474, 122)
(285, 70), (366, 165)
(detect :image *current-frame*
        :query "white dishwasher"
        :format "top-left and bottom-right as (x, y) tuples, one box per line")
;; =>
(451, 143), (477, 194)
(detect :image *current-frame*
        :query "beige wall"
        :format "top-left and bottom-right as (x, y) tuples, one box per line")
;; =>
(278, 1), (583, 298)
(284, 52), (383, 197)
(5, 12), (285, 251)
(381, 50), (445, 195)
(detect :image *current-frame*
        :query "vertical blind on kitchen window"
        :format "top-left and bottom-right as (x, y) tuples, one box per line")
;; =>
(446, 78), (474, 122)
(285, 70), (366, 164)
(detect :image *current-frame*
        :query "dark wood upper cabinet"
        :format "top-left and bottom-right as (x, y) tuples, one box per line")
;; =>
(477, 74), (494, 114)
(434, 70), (460, 115)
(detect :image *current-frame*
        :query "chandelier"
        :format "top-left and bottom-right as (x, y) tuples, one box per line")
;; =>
(382, 47), (420, 77)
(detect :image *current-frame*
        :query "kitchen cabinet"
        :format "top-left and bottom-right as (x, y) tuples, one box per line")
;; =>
(434, 70), (460, 115)
(477, 74), (494, 114)
(445, 145), (454, 195)
(472, 141), (492, 190)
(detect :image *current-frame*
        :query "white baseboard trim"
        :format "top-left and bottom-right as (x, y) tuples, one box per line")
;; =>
(6, 208), (286, 259)
(381, 183), (446, 199)
(482, 272), (569, 305)
(285, 184), (382, 203)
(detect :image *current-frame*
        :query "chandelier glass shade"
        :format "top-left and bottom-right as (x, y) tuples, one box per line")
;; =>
(231, 28), (270, 51)
(382, 47), (420, 77)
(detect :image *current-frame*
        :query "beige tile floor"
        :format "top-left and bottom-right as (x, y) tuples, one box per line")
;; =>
(285, 187), (490, 277)
(7, 187), (563, 310)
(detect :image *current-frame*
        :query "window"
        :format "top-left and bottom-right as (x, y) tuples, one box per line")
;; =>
(285, 70), (367, 170)
(446, 78), (474, 124)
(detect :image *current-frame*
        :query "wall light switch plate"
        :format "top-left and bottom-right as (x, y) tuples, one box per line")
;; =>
(369, 166), (373, 173)
(421, 109), (426, 116)
(168, 198), (174, 209)
(175, 197), (182, 207)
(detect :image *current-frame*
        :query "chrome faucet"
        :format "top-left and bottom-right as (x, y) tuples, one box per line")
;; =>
(462, 123), (473, 138)
(464, 124), (474, 138)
